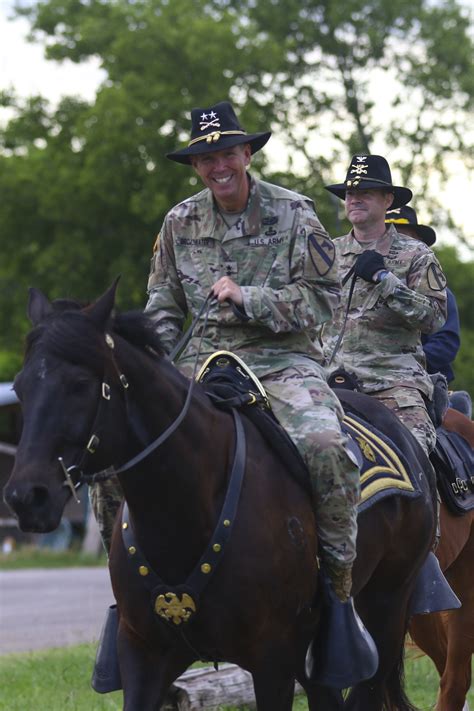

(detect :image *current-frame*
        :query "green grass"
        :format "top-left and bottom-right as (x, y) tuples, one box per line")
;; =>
(0, 546), (107, 570)
(0, 643), (472, 710)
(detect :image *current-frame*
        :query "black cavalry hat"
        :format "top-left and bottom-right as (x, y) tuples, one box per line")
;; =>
(385, 205), (436, 246)
(166, 101), (271, 165)
(325, 155), (412, 209)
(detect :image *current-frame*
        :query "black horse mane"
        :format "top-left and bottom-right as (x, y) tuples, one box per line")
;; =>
(25, 300), (166, 375)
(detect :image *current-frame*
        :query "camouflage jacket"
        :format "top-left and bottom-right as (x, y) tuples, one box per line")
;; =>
(146, 175), (340, 378)
(322, 224), (447, 397)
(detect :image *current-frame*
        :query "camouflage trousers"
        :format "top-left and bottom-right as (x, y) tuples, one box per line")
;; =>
(261, 364), (360, 568)
(89, 477), (123, 555)
(370, 386), (436, 456)
(89, 363), (361, 568)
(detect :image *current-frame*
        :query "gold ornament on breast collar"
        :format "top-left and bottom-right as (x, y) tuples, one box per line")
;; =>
(154, 591), (197, 625)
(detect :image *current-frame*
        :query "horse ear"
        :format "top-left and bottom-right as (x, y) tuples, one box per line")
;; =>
(27, 288), (53, 325)
(86, 277), (121, 329)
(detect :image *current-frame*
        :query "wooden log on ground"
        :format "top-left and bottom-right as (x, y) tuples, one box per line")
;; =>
(160, 663), (304, 710)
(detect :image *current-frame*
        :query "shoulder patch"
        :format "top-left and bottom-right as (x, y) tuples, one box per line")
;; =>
(308, 233), (335, 276)
(427, 263), (447, 291)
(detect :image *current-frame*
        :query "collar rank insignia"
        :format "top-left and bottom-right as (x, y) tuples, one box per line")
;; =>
(199, 110), (220, 132)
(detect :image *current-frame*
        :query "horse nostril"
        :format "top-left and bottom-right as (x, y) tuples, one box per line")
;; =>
(5, 484), (50, 511)
(30, 486), (49, 509)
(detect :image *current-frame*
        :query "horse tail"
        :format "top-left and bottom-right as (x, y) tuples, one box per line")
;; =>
(384, 641), (420, 711)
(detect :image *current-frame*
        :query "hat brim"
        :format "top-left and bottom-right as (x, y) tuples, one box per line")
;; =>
(166, 131), (271, 165)
(406, 224), (436, 246)
(325, 182), (413, 210)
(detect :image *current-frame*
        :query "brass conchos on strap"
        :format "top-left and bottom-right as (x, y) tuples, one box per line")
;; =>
(154, 591), (197, 625)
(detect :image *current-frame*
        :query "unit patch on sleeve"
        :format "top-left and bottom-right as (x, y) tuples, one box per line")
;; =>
(307, 233), (336, 276)
(426, 262), (447, 291)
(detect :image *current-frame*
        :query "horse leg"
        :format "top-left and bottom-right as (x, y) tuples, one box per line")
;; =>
(118, 626), (194, 711)
(345, 585), (413, 711)
(302, 683), (344, 711)
(435, 545), (474, 711)
(251, 668), (295, 711)
(436, 610), (473, 711)
(409, 611), (447, 675)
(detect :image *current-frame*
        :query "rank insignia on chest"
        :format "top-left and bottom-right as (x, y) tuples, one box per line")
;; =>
(307, 233), (335, 276)
(262, 216), (278, 226)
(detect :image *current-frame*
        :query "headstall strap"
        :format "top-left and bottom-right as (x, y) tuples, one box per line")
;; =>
(58, 331), (131, 493)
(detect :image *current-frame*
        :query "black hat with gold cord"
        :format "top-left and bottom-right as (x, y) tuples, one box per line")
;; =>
(166, 101), (271, 165)
(385, 205), (436, 246)
(325, 154), (412, 209)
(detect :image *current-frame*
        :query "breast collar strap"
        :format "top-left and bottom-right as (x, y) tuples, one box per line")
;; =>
(121, 408), (246, 630)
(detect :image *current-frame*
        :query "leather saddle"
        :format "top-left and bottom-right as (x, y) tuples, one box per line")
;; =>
(431, 427), (474, 515)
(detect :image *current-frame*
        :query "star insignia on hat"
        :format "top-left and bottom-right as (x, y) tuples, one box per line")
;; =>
(199, 112), (221, 131)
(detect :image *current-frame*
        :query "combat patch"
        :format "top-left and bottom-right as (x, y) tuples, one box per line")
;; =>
(427, 262), (447, 291)
(307, 233), (335, 276)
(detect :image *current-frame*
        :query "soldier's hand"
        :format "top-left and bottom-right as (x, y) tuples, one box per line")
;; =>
(354, 250), (387, 283)
(212, 276), (243, 305)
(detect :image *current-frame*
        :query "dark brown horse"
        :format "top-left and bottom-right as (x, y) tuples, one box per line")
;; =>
(4, 285), (437, 711)
(410, 407), (474, 711)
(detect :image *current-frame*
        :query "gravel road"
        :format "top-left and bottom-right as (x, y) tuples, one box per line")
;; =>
(0, 567), (114, 655)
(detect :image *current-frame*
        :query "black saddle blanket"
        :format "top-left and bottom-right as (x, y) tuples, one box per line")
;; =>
(431, 427), (474, 516)
(198, 353), (419, 511)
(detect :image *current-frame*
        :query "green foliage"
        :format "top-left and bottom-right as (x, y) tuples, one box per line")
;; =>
(0, 644), (472, 709)
(0, 0), (472, 378)
(434, 246), (474, 397)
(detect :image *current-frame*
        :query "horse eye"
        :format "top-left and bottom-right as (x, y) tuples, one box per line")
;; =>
(69, 378), (94, 395)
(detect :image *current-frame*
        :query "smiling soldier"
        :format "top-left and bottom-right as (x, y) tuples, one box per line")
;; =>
(323, 155), (448, 457)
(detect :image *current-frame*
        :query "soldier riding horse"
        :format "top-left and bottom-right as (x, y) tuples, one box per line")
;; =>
(3, 284), (458, 711)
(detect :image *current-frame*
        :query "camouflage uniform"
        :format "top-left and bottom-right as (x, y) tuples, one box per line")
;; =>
(89, 478), (123, 554)
(323, 224), (447, 455)
(134, 174), (359, 577)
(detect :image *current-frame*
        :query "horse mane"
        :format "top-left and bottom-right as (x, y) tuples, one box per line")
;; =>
(25, 299), (166, 375)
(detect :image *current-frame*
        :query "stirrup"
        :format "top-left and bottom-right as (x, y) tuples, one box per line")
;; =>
(91, 604), (122, 693)
(408, 552), (461, 616)
(305, 570), (379, 689)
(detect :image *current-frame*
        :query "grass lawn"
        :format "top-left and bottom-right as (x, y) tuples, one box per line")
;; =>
(0, 643), (472, 710)
(0, 546), (107, 570)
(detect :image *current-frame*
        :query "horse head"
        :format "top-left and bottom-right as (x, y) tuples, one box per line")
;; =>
(4, 281), (126, 532)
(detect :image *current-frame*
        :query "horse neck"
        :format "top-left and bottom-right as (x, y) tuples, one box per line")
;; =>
(113, 343), (233, 564)
(444, 408), (474, 447)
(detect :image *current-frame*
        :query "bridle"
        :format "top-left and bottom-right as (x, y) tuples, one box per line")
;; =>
(58, 294), (215, 498)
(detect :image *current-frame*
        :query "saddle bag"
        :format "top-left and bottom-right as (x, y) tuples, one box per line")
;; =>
(431, 427), (474, 516)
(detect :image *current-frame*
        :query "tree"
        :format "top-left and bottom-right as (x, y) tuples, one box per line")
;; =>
(434, 245), (474, 396)
(0, 0), (472, 383)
